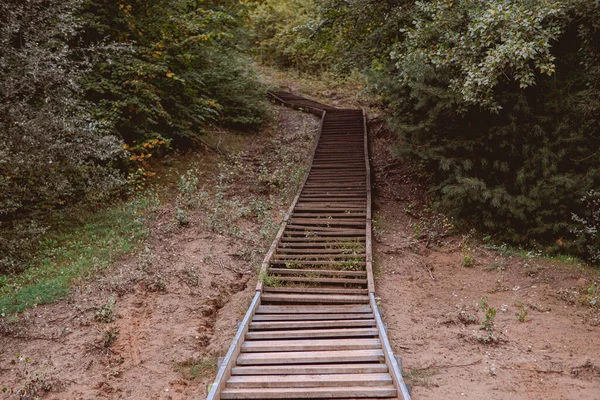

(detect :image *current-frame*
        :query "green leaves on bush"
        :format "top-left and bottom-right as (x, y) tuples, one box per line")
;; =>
(80, 0), (266, 144)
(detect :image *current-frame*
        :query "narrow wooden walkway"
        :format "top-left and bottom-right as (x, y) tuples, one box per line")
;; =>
(207, 92), (411, 400)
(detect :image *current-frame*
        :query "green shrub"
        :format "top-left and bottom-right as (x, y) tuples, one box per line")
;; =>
(79, 0), (266, 144)
(247, 0), (337, 73)
(382, 1), (600, 251)
(0, 0), (126, 274)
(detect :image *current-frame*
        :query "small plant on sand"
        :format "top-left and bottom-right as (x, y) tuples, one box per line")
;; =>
(95, 295), (116, 323)
(3, 355), (57, 400)
(515, 301), (529, 322)
(102, 327), (119, 348)
(404, 368), (439, 388)
(412, 222), (423, 240)
(181, 264), (200, 287)
(581, 281), (599, 308)
(461, 253), (474, 268)
(477, 296), (499, 344)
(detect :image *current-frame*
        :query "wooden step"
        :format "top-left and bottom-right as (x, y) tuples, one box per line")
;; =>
(220, 386), (397, 399)
(231, 364), (389, 376)
(279, 237), (365, 243)
(273, 253), (366, 259)
(246, 328), (379, 340)
(256, 305), (372, 314)
(276, 248), (365, 254)
(263, 286), (368, 295)
(252, 313), (374, 321)
(269, 260), (366, 267)
(260, 293), (369, 304)
(236, 349), (385, 365)
(226, 373), (392, 388)
(273, 276), (368, 285)
(241, 338), (381, 352)
(249, 319), (376, 330)
(269, 268), (366, 277)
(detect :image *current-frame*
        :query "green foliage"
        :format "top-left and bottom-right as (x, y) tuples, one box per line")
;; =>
(316, 0), (409, 73)
(515, 301), (528, 322)
(285, 0), (599, 259)
(392, 1), (567, 112)
(370, 1), (600, 256)
(1, 0), (267, 275)
(478, 296), (499, 344)
(247, 0), (339, 73)
(0, 0), (127, 274)
(79, 0), (266, 144)
(95, 294), (117, 323)
(102, 327), (120, 347)
(571, 191), (600, 263)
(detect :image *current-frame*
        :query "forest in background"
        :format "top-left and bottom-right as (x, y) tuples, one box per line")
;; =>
(1, 0), (599, 279)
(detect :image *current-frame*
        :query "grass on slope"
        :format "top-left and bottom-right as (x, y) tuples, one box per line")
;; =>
(0, 195), (159, 315)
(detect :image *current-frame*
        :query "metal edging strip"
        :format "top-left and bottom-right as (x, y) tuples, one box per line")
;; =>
(206, 292), (261, 400)
(371, 293), (412, 400)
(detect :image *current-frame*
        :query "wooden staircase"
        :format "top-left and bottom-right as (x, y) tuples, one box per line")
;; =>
(206, 92), (411, 400)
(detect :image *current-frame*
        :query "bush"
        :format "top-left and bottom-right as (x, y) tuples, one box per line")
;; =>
(247, 0), (337, 73)
(382, 1), (600, 250)
(0, 0), (126, 274)
(572, 191), (600, 263)
(79, 0), (266, 145)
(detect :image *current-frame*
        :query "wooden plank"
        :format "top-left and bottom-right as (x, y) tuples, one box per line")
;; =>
(285, 225), (365, 233)
(236, 349), (385, 365)
(256, 305), (372, 314)
(288, 218), (366, 225)
(263, 286), (368, 295)
(220, 386), (397, 399)
(269, 268), (366, 277)
(275, 248), (365, 254)
(231, 364), (389, 376)
(279, 237), (365, 243)
(273, 276), (368, 285)
(206, 292), (261, 400)
(227, 373), (392, 388)
(272, 253), (366, 259)
(249, 319), (376, 330)
(269, 260), (366, 266)
(290, 213), (366, 218)
(241, 338), (381, 352)
(363, 109), (375, 294)
(246, 327), (379, 340)
(260, 293), (369, 304)
(252, 313), (374, 321)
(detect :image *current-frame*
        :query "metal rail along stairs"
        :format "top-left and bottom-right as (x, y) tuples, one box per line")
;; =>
(207, 92), (411, 400)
